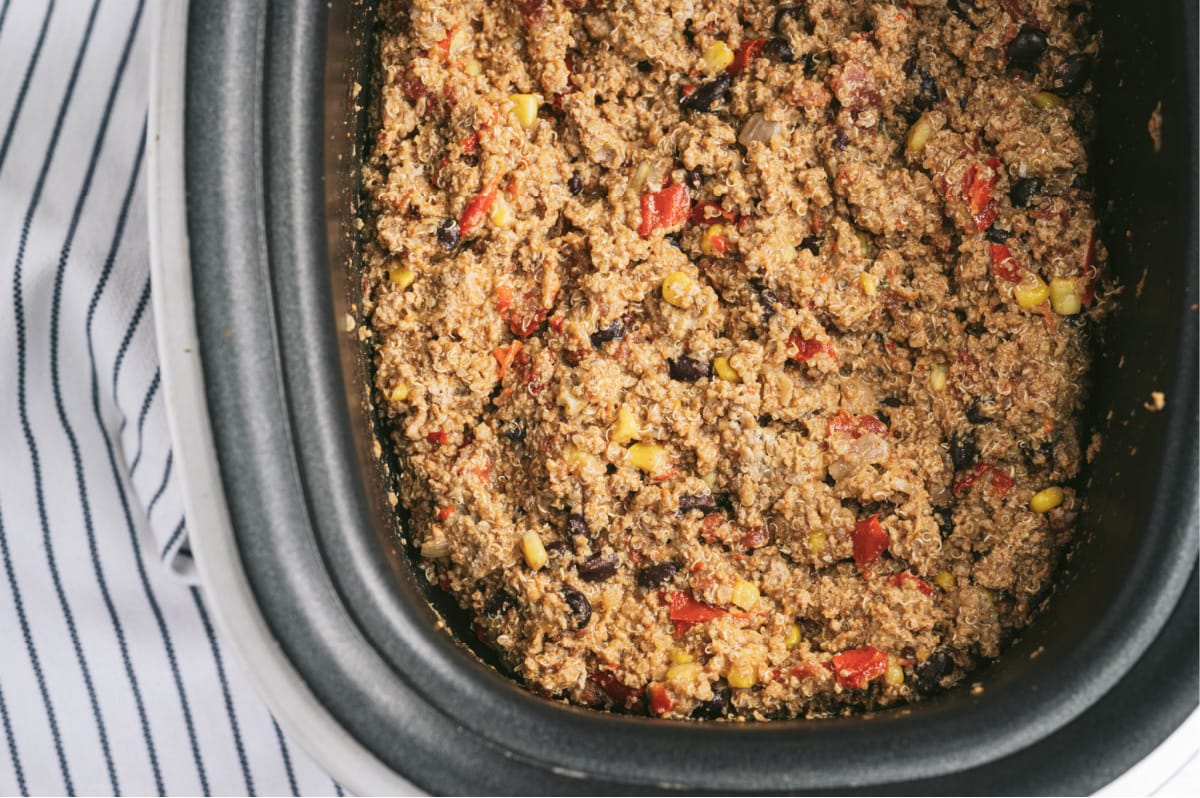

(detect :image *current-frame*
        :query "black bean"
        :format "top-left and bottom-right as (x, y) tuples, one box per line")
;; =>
(875, 409), (890, 426)
(965, 400), (993, 425)
(669, 355), (712, 382)
(680, 73), (731, 113)
(901, 55), (917, 77)
(567, 170), (583, 195)
(1006, 27), (1048, 68)
(1010, 177), (1042, 208)
(914, 649), (954, 696)
(678, 494), (717, 514)
(915, 71), (940, 110)
(763, 37), (795, 63)
(636, 60), (652, 74)
(965, 321), (987, 337)
(758, 414), (773, 427)
(484, 588), (516, 617)
(800, 53), (818, 76)
(714, 493), (735, 513)
(832, 129), (850, 150)
(545, 540), (571, 558)
(436, 218), (460, 250)
(503, 422), (526, 442)
(577, 553), (619, 582)
(684, 168), (704, 191)
(665, 233), (684, 250)
(635, 561), (679, 588)
(881, 397), (903, 408)
(690, 679), (732, 719)
(589, 319), (626, 348)
(799, 236), (821, 255)
(563, 587), (592, 629)
(950, 433), (977, 470)
(985, 226), (1012, 243)
(1052, 54), (1092, 96)
(773, 4), (807, 34)
(566, 512), (590, 539)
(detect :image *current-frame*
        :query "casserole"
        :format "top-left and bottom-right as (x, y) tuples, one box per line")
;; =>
(149, 0), (1199, 793)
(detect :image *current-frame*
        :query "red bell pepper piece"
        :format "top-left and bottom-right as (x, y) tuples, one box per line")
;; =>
(506, 291), (548, 339)
(787, 332), (836, 362)
(990, 468), (1014, 496)
(437, 506), (454, 521)
(689, 201), (736, 226)
(729, 38), (767, 76)
(646, 683), (674, 715)
(827, 410), (888, 439)
(888, 572), (933, 596)
(668, 591), (727, 623)
(427, 430), (449, 445)
(638, 184), (691, 237)
(989, 243), (1024, 283)
(459, 178), (500, 236)
(963, 158), (1000, 232)
(589, 670), (642, 708)
(953, 462), (991, 493)
(853, 515), (889, 566)
(492, 341), (522, 381)
(832, 647), (889, 690)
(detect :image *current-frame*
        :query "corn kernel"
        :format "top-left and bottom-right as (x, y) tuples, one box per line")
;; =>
(510, 93), (541, 129)
(628, 442), (669, 475)
(661, 271), (697, 308)
(859, 273), (877, 297)
(1030, 486), (1065, 513)
(731, 580), (760, 610)
(490, 195), (513, 228)
(885, 656), (905, 686)
(934, 570), (956, 591)
(1033, 91), (1066, 109)
(465, 57), (483, 77)
(808, 530), (827, 555)
(667, 661), (703, 682)
(784, 623), (802, 648)
(727, 663), (756, 689)
(388, 266), (416, 290)
(1013, 272), (1050, 310)
(564, 446), (589, 467)
(906, 112), (935, 154)
(1049, 278), (1082, 316)
(611, 406), (639, 445)
(704, 40), (735, 73)
(930, 363), (949, 392)
(713, 356), (741, 383)
(669, 648), (694, 665)
(522, 530), (547, 570)
(700, 223), (728, 256)
(388, 382), (410, 402)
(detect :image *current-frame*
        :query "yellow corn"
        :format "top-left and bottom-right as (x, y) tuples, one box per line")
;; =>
(885, 656), (905, 686)
(930, 363), (949, 392)
(906, 113), (935, 154)
(510, 93), (540, 129)
(666, 661), (703, 682)
(784, 623), (802, 648)
(669, 648), (694, 665)
(808, 530), (827, 555)
(388, 382), (410, 402)
(1049, 278), (1082, 316)
(859, 273), (877, 297)
(522, 530), (547, 570)
(1033, 91), (1066, 109)
(563, 446), (589, 467)
(611, 406), (639, 445)
(490, 195), (513, 228)
(1013, 272), (1050, 310)
(628, 442), (669, 475)
(465, 58), (483, 77)
(704, 40), (735, 73)
(388, 266), (416, 290)
(935, 570), (956, 591)
(731, 580), (760, 610)
(661, 271), (696, 307)
(713, 356), (741, 383)
(1030, 486), (1064, 513)
(727, 663), (756, 689)
(700, 224), (727, 256)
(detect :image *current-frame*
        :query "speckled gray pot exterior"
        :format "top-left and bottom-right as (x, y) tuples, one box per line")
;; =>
(165, 0), (1199, 793)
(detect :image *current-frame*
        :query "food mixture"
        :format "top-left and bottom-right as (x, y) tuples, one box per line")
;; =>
(360, 0), (1109, 719)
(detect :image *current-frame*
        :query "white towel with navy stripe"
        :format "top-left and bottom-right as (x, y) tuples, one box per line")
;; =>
(0, 2), (343, 794)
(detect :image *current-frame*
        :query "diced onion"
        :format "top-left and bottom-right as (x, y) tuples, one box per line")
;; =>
(738, 112), (780, 146)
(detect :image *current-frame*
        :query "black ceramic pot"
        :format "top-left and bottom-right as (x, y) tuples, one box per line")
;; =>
(150, 0), (1199, 793)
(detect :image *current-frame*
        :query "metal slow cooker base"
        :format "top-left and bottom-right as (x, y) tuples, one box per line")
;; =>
(150, 0), (1200, 793)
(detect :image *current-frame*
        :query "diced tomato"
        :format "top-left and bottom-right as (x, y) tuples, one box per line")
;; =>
(990, 468), (1015, 496)
(507, 293), (548, 339)
(458, 178), (500, 236)
(646, 683), (674, 715)
(459, 131), (480, 154)
(708, 234), (729, 254)
(989, 243), (1024, 283)
(832, 647), (889, 690)
(953, 462), (991, 493)
(437, 506), (454, 521)
(827, 410), (888, 439)
(787, 331), (835, 362)
(638, 184), (691, 237)
(689, 201), (736, 226)
(853, 515), (889, 566)
(399, 64), (427, 101)
(492, 341), (522, 381)
(495, 285), (513, 316)
(668, 591), (727, 635)
(549, 315), (565, 333)
(427, 430), (449, 445)
(728, 38), (767, 76)
(888, 572), (933, 596)
(963, 158), (1000, 232)
(589, 671), (642, 709)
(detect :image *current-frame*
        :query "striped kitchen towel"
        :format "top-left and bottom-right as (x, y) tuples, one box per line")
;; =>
(0, 2), (342, 794)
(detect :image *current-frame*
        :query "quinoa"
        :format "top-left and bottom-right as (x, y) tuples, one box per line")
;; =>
(359, 0), (1110, 720)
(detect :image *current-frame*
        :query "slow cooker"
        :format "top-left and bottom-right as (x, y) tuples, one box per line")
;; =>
(148, 0), (1199, 793)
